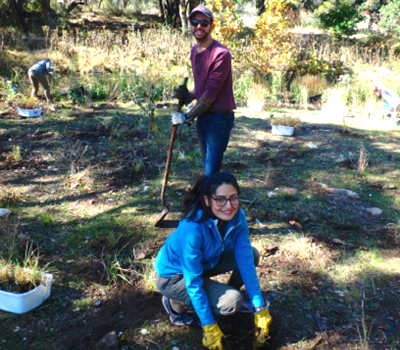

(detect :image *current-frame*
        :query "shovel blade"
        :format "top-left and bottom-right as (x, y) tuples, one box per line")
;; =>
(155, 220), (180, 228)
(154, 207), (179, 228)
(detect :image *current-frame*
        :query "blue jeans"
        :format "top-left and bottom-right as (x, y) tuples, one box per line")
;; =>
(196, 111), (234, 176)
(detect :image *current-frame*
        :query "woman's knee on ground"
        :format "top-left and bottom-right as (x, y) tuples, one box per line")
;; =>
(215, 288), (243, 316)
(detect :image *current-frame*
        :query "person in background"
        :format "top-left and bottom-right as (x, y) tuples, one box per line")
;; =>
(171, 5), (236, 176)
(28, 59), (54, 104)
(154, 172), (272, 350)
(373, 78), (400, 118)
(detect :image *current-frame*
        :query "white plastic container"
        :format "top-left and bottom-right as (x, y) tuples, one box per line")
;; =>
(271, 124), (294, 136)
(0, 271), (54, 314)
(388, 118), (400, 127)
(16, 107), (42, 117)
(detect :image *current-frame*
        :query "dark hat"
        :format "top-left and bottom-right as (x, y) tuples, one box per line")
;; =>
(189, 5), (213, 23)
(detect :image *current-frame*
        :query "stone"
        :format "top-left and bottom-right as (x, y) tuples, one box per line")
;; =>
(367, 207), (383, 216)
(268, 192), (277, 198)
(341, 189), (360, 199)
(308, 144), (318, 149)
(96, 331), (119, 350)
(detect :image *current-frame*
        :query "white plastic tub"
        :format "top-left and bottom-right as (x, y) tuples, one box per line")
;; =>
(0, 271), (54, 314)
(271, 124), (294, 136)
(16, 107), (42, 117)
(388, 118), (400, 127)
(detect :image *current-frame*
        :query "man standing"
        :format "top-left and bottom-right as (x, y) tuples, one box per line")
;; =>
(28, 59), (54, 104)
(172, 5), (236, 176)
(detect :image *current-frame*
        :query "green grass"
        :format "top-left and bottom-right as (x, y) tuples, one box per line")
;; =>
(1, 88), (400, 349)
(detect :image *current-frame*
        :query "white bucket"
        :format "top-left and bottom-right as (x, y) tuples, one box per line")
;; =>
(388, 118), (400, 127)
(17, 107), (42, 117)
(271, 124), (294, 136)
(0, 270), (53, 314)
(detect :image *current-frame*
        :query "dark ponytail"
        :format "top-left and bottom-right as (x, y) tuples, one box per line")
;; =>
(182, 172), (240, 222)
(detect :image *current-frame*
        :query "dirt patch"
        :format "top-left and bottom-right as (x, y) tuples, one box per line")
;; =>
(335, 127), (365, 139)
(226, 161), (247, 170)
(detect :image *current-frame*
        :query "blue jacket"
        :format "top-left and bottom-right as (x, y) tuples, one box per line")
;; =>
(29, 59), (52, 74)
(154, 208), (265, 326)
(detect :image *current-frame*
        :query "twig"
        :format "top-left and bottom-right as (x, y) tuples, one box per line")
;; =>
(247, 198), (257, 209)
(226, 328), (255, 343)
(146, 338), (160, 346)
(308, 334), (323, 350)
(313, 312), (327, 332)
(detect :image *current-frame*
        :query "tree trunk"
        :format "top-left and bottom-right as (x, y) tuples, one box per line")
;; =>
(17, 0), (24, 13)
(179, 0), (188, 30)
(67, 0), (86, 12)
(8, 0), (25, 32)
(42, 0), (56, 30)
(163, 0), (181, 28)
(256, 0), (265, 16)
(159, 0), (165, 23)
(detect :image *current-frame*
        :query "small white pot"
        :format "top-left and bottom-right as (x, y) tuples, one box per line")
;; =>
(0, 270), (54, 314)
(388, 118), (400, 127)
(16, 107), (42, 117)
(271, 124), (294, 136)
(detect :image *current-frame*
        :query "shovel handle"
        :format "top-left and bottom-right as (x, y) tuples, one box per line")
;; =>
(160, 124), (178, 207)
(160, 100), (183, 206)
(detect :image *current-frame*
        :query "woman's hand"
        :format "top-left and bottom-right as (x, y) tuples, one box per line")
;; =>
(254, 299), (272, 344)
(202, 321), (224, 350)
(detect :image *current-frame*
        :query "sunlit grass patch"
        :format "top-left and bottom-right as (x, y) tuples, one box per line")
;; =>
(328, 249), (400, 287)
(278, 232), (333, 270)
(72, 296), (94, 310)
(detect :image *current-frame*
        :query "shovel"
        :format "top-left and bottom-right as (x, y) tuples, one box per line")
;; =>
(155, 78), (188, 228)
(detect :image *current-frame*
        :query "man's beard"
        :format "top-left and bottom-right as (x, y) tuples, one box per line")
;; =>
(192, 29), (210, 42)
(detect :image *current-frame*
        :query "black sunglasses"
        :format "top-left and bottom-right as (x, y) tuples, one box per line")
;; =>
(190, 19), (211, 27)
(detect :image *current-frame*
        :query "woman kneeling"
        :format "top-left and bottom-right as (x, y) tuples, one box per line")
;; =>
(154, 172), (272, 350)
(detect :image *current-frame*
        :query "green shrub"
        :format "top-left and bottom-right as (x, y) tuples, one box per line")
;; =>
(233, 73), (253, 106)
(318, 3), (365, 37)
(380, 0), (400, 35)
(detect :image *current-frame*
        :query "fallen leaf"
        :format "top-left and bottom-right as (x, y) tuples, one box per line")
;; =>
(70, 181), (80, 188)
(332, 238), (346, 245)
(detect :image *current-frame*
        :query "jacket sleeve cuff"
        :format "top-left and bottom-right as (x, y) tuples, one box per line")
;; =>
(253, 299), (270, 314)
(252, 295), (266, 309)
(199, 318), (218, 327)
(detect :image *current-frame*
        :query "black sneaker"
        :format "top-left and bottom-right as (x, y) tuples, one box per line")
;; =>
(162, 296), (193, 326)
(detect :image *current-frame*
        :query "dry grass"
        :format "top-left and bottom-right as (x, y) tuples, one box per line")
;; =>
(358, 146), (369, 174)
(247, 83), (268, 112)
(0, 186), (19, 207)
(280, 233), (332, 269)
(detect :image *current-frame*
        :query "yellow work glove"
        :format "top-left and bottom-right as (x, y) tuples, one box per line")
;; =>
(202, 321), (224, 350)
(254, 299), (272, 346)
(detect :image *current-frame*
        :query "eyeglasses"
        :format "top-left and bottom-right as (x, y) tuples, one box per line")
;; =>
(190, 19), (211, 27)
(210, 195), (240, 207)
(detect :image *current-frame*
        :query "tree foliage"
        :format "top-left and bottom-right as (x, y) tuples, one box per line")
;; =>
(248, 0), (297, 73)
(318, 3), (365, 37)
(379, 0), (400, 35)
(205, 0), (244, 47)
